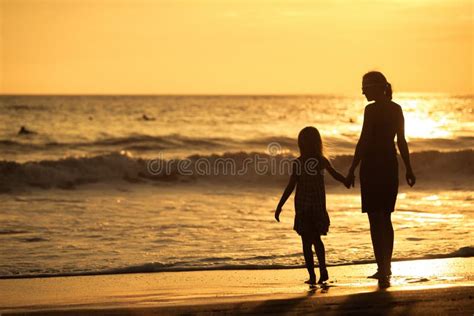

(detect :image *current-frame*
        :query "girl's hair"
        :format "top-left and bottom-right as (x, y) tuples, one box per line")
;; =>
(298, 126), (324, 158)
(363, 71), (392, 100)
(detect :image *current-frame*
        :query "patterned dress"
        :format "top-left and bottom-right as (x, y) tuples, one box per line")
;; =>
(293, 156), (330, 237)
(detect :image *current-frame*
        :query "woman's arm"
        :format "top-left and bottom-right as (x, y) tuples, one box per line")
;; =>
(396, 107), (416, 186)
(347, 106), (371, 186)
(275, 163), (297, 222)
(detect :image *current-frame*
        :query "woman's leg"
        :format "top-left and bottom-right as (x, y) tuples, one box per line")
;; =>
(381, 212), (394, 275)
(368, 212), (383, 273)
(301, 234), (315, 281)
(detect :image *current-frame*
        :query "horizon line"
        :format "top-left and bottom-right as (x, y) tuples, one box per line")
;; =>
(0, 91), (469, 97)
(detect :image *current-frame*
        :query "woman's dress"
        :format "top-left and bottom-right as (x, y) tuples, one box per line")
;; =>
(359, 102), (403, 213)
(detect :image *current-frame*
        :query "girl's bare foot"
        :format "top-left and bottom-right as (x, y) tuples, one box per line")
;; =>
(304, 276), (316, 285)
(318, 268), (329, 284)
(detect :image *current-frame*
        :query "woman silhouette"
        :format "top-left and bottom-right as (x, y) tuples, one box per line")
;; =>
(347, 71), (416, 286)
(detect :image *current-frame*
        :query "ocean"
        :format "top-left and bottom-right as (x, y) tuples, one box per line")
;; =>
(0, 94), (472, 278)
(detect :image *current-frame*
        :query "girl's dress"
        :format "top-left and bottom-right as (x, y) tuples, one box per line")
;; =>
(360, 102), (403, 213)
(293, 156), (330, 237)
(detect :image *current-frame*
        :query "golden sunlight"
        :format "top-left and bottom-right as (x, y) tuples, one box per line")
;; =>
(2, 0), (473, 94)
(404, 114), (451, 139)
(392, 258), (462, 280)
(402, 100), (452, 139)
(0, 1), (473, 314)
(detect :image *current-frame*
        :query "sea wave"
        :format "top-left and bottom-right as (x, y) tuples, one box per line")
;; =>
(1, 246), (472, 279)
(1, 134), (473, 155)
(0, 134), (294, 152)
(0, 149), (472, 192)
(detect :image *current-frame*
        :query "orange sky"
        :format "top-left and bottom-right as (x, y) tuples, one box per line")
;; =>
(1, 0), (472, 95)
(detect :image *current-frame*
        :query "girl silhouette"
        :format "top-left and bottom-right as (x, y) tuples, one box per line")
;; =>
(275, 127), (348, 285)
(347, 71), (416, 286)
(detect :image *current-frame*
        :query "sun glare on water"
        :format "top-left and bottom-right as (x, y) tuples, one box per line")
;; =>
(392, 258), (463, 282)
(403, 100), (452, 139)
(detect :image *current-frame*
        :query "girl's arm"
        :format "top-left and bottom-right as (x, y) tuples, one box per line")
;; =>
(275, 163), (298, 222)
(396, 106), (416, 186)
(347, 106), (371, 187)
(322, 157), (350, 188)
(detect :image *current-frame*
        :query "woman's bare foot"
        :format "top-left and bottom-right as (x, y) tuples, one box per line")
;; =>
(368, 270), (392, 279)
(368, 271), (382, 279)
(378, 275), (391, 289)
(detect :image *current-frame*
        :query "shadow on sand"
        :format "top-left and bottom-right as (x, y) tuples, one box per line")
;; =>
(246, 283), (414, 315)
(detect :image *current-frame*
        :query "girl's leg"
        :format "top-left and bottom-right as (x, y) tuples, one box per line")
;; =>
(313, 235), (328, 283)
(301, 234), (315, 282)
(313, 235), (326, 269)
(368, 212), (383, 274)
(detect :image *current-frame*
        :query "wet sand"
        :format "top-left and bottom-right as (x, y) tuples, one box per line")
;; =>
(1, 257), (473, 315)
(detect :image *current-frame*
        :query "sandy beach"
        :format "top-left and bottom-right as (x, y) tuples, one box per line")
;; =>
(1, 257), (473, 315)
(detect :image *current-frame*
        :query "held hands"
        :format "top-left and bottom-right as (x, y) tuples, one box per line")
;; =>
(344, 171), (355, 189)
(406, 169), (416, 187)
(274, 206), (282, 222)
